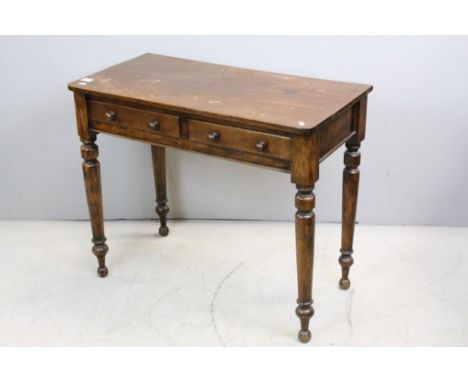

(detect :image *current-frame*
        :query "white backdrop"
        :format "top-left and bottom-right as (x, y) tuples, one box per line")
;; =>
(1, 36), (467, 226)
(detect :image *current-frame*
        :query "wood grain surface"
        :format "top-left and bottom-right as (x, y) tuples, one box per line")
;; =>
(69, 53), (372, 134)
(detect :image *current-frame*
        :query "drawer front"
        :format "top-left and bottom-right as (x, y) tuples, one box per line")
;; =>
(89, 101), (180, 138)
(188, 120), (291, 160)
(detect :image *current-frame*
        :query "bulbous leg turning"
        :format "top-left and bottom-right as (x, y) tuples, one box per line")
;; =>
(338, 250), (353, 290)
(92, 239), (109, 277)
(156, 203), (170, 237)
(296, 299), (314, 343)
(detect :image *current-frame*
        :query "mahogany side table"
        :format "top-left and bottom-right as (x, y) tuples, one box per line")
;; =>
(69, 54), (372, 343)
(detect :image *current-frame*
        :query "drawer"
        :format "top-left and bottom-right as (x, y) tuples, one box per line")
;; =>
(188, 120), (291, 160)
(89, 100), (180, 138)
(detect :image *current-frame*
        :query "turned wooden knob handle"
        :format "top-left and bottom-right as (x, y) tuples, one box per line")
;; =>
(255, 140), (267, 151)
(105, 111), (116, 122)
(208, 131), (220, 142)
(148, 120), (161, 130)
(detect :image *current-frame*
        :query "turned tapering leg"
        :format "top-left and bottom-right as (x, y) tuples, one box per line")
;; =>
(295, 185), (316, 343)
(339, 141), (361, 290)
(81, 132), (108, 277)
(151, 145), (169, 236)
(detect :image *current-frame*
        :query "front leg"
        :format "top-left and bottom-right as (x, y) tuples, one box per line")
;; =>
(291, 132), (319, 343)
(339, 141), (361, 289)
(294, 185), (316, 343)
(81, 132), (108, 277)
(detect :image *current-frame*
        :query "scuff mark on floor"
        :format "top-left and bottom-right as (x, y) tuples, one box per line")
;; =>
(146, 286), (186, 345)
(210, 262), (244, 346)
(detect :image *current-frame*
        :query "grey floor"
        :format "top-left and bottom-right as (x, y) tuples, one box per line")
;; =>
(0, 220), (467, 346)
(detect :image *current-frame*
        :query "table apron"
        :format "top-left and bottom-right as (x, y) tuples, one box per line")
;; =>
(91, 121), (291, 172)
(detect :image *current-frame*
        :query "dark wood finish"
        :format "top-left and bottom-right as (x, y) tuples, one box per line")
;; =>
(89, 100), (180, 138)
(339, 142), (360, 289)
(291, 131), (319, 342)
(92, 117), (291, 171)
(80, 133), (108, 277)
(294, 185), (316, 343)
(74, 92), (108, 277)
(69, 53), (372, 343)
(318, 106), (353, 161)
(339, 96), (367, 290)
(151, 145), (169, 236)
(188, 119), (291, 160)
(69, 53), (371, 135)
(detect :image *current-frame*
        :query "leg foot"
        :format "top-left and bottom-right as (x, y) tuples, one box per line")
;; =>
(156, 203), (169, 237)
(338, 250), (353, 289)
(339, 278), (351, 290)
(92, 240), (108, 277)
(158, 226), (169, 237)
(298, 330), (311, 343)
(97, 266), (109, 278)
(296, 299), (314, 343)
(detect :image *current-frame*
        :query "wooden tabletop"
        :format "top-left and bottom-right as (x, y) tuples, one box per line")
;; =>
(69, 53), (372, 134)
